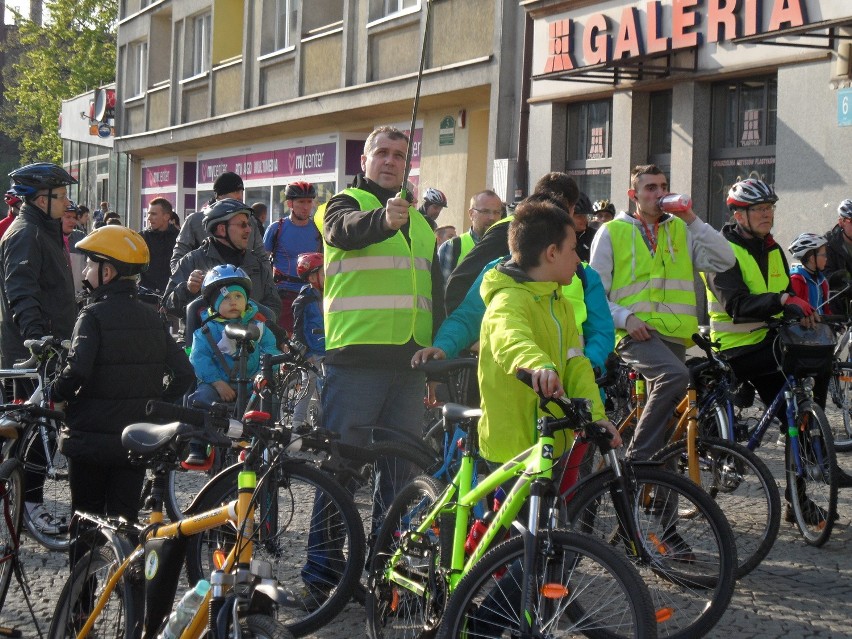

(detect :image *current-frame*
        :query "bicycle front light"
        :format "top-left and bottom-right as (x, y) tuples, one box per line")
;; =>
(802, 376), (816, 393)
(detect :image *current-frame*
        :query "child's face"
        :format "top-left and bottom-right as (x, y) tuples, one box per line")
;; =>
(218, 291), (247, 319)
(553, 227), (580, 286)
(308, 270), (325, 291)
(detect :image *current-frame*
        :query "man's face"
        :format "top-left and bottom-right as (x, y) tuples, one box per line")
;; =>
(36, 188), (70, 219)
(572, 211), (589, 231)
(287, 198), (314, 222)
(147, 204), (171, 231)
(629, 173), (669, 218)
(61, 210), (78, 235)
(469, 194), (502, 237)
(554, 227), (580, 286)
(361, 133), (408, 190)
(734, 204), (775, 239)
(425, 203), (444, 221)
(221, 212), (251, 250)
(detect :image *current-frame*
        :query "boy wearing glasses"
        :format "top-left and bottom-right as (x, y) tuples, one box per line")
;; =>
(163, 199), (280, 323)
(438, 189), (503, 283)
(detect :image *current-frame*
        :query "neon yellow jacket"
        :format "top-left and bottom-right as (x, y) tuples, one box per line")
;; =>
(477, 265), (606, 463)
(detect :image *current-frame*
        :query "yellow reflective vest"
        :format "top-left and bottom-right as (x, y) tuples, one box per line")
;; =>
(608, 217), (698, 344)
(562, 273), (586, 336)
(323, 188), (435, 350)
(706, 244), (787, 351)
(458, 231), (475, 263)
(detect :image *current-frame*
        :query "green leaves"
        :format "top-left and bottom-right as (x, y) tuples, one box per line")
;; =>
(0, 0), (118, 163)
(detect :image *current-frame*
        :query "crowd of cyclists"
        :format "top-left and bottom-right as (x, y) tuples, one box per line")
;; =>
(1, 122), (852, 636)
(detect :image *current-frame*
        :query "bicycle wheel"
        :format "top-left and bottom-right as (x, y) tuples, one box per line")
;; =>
(785, 402), (838, 547)
(349, 441), (438, 605)
(185, 459), (365, 636)
(653, 436), (781, 578)
(436, 530), (656, 639)
(48, 538), (140, 639)
(164, 444), (241, 522)
(366, 475), (447, 639)
(233, 614), (295, 638)
(18, 421), (71, 551)
(0, 459), (23, 612)
(827, 362), (852, 452)
(697, 396), (732, 441)
(562, 464), (737, 639)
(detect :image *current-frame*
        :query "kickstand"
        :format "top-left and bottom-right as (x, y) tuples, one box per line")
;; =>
(6, 555), (43, 639)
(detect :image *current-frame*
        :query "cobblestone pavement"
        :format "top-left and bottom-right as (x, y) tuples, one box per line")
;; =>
(3, 437), (852, 637)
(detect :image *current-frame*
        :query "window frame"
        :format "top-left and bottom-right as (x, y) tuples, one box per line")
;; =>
(190, 12), (212, 78)
(127, 40), (148, 99)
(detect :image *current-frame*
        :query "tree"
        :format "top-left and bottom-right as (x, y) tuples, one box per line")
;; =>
(0, 0), (117, 163)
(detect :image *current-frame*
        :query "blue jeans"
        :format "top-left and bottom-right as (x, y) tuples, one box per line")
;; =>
(302, 364), (425, 586)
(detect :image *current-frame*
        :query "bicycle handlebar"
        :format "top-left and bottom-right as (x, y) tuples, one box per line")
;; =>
(0, 402), (64, 421)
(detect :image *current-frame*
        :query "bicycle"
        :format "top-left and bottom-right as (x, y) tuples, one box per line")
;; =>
(0, 458), (44, 638)
(47, 403), (321, 639)
(603, 332), (781, 579)
(827, 315), (852, 451)
(366, 375), (658, 639)
(697, 317), (841, 547)
(0, 336), (72, 551)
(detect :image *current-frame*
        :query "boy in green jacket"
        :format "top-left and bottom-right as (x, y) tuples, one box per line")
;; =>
(478, 199), (620, 463)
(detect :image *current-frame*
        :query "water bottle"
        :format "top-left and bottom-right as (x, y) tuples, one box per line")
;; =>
(658, 193), (692, 213)
(159, 580), (211, 639)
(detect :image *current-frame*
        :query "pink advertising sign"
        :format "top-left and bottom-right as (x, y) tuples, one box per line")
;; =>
(142, 163), (177, 189)
(197, 142), (337, 184)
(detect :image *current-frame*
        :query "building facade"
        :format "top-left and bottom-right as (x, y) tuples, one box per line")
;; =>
(522, 0), (852, 248)
(114, 0), (525, 232)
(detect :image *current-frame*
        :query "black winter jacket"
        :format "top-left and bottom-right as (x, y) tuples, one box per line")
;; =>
(0, 203), (76, 366)
(323, 174), (445, 369)
(163, 238), (280, 322)
(823, 224), (852, 313)
(53, 279), (194, 464)
(704, 222), (794, 358)
(140, 225), (179, 293)
(445, 220), (509, 314)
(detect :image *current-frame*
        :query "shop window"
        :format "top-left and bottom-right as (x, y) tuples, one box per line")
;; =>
(708, 76), (777, 228)
(648, 90), (672, 175)
(261, 0), (296, 54)
(566, 100), (612, 202)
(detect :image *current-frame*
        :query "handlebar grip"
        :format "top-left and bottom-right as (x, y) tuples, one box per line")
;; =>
(145, 400), (206, 427)
(23, 404), (65, 421)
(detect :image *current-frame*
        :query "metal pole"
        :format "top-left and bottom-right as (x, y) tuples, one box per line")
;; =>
(401, 0), (433, 198)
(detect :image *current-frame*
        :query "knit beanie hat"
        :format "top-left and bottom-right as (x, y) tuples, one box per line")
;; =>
(213, 284), (247, 313)
(213, 171), (244, 196)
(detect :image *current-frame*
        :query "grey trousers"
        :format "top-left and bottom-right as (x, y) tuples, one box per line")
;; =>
(616, 333), (688, 461)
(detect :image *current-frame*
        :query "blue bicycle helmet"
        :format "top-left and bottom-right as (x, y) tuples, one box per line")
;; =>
(8, 163), (77, 200)
(201, 264), (252, 308)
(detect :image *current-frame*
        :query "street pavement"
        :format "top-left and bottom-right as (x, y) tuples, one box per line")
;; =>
(3, 438), (852, 637)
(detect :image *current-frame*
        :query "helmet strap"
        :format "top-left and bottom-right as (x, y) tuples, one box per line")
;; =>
(841, 225), (852, 244)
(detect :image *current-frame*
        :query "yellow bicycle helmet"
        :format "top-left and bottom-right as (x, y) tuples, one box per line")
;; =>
(76, 225), (150, 276)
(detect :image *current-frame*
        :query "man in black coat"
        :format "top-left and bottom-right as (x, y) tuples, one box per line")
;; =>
(140, 197), (179, 293)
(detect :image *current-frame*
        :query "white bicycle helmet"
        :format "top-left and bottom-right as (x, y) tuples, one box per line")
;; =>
(726, 178), (778, 210)
(422, 188), (448, 208)
(788, 232), (827, 260)
(838, 199), (852, 219)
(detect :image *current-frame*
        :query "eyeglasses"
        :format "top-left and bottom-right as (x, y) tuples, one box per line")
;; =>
(473, 208), (502, 217)
(815, 252), (828, 258)
(38, 193), (68, 200)
(228, 221), (251, 229)
(747, 204), (775, 214)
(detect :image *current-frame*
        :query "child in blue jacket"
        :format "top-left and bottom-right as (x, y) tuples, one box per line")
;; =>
(290, 253), (325, 430)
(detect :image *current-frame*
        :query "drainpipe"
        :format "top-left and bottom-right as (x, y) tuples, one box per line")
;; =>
(514, 12), (533, 204)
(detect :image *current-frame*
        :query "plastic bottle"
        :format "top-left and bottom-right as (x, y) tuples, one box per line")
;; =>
(159, 580), (211, 639)
(464, 487), (507, 555)
(658, 193), (692, 213)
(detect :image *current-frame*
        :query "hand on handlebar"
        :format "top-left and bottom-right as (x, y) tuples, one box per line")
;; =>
(596, 419), (622, 449)
(783, 295), (818, 328)
(518, 367), (564, 399)
(411, 347), (446, 368)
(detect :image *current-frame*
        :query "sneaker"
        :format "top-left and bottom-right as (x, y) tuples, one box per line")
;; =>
(784, 500), (838, 526)
(25, 501), (64, 535)
(655, 530), (696, 563)
(183, 442), (209, 467)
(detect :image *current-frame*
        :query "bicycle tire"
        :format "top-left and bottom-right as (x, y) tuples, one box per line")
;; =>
(436, 530), (657, 639)
(17, 421), (71, 551)
(185, 459), (365, 636)
(653, 436), (781, 578)
(48, 537), (141, 639)
(164, 444), (241, 522)
(233, 614), (295, 638)
(785, 402), (838, 547)
(827, 362), (852, 452)
(562, 464), (737, 639)
(366, 475), (447, 639)
(0, 459), (23, 612)
(697, 396), (732, 441)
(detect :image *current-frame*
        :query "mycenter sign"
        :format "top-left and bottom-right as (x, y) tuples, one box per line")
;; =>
(543, 0), (809, 74)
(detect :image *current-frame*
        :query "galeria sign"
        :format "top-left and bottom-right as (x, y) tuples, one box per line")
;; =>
(544, 0), (809, 73)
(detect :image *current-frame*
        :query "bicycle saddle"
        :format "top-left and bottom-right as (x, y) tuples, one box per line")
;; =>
(122, 421), (193, 454)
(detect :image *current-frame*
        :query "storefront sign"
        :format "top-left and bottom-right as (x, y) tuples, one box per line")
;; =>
(142, 163), (177, 189)
(197, 142), (338, 184)
(838, 88), (852, 127)
(544, 0), (810, 73)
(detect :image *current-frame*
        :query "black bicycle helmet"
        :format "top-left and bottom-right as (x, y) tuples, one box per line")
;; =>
(574, 192), (593, 215)
(201, 264), (253, 308)
(203, 198), (253, 233)
(8, 163), (77, 200)
(726, 178), (778, 210)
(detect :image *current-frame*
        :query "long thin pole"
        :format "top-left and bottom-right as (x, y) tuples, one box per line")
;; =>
(401, 0), (433, 198)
